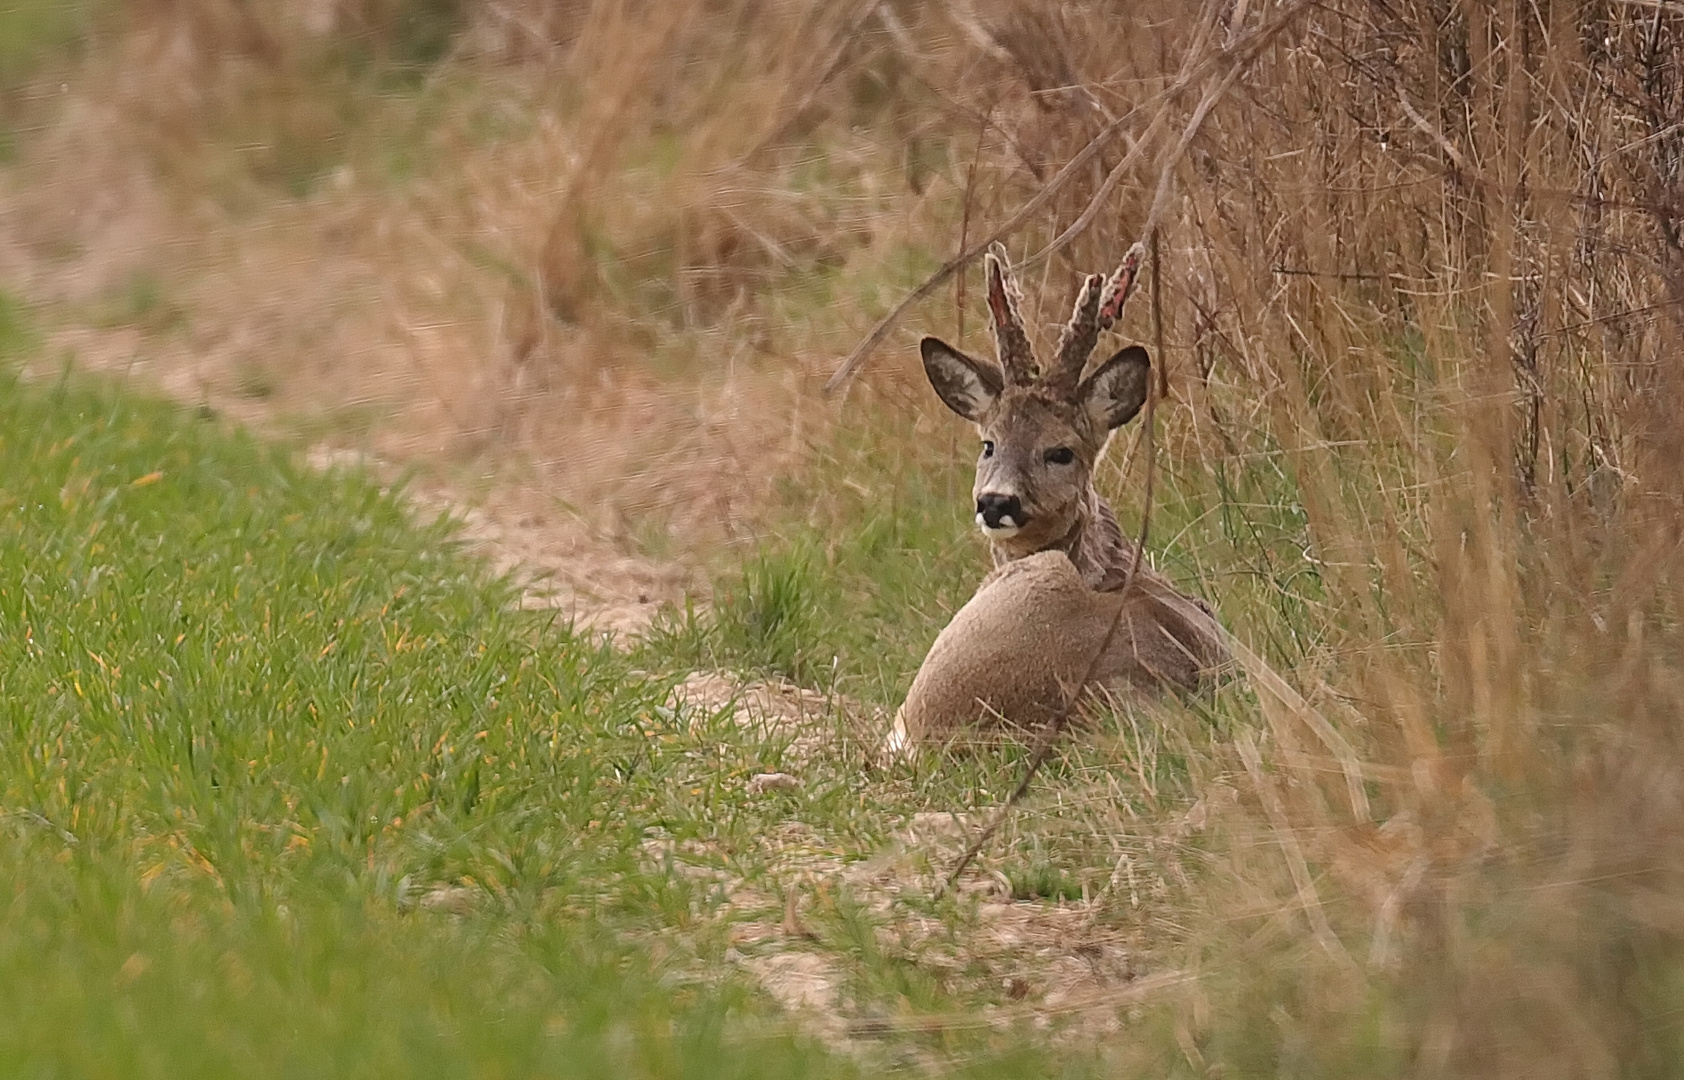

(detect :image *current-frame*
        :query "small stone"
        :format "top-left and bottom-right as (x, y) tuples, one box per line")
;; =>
(747, 772), (801, 794)
(417, 885), (477, 915)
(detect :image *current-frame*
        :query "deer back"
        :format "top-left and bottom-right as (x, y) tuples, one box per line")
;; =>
(896, 551), (1230, 745)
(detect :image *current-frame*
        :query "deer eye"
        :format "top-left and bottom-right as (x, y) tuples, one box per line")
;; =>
(1045, 447), (1076, 465)
(981, 440), (995, 459)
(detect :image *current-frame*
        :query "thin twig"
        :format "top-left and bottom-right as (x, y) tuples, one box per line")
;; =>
(955, 109), (989, 342)
(1272, 266), (1393, 280)
(1396, 90), (1471, 173)
(936, 2), (1315, 895)
(1236, 732), (1354, 968)
(730, 0), (881, 173)
(822, 108), (1140, 395)
(939, 238), (1163, 898)
(825, 0), (1313, 396)
(1016, 0), (1221, 270)
(1021, 18), (1258, 272)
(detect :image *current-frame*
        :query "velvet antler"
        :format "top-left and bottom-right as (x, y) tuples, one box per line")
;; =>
(1046, 241), (1147, 395)
(984, 243), (1037, 386)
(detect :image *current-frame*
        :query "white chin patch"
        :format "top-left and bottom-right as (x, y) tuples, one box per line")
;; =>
(976, 513), (1020, 539)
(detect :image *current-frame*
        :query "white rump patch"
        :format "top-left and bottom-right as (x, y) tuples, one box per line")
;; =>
(883, 711), (913, 760)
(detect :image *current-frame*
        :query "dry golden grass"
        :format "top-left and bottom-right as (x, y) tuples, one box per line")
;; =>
(5, 0), (1684, 1072)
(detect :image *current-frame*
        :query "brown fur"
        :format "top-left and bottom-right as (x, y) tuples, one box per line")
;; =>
(894, 551), (1229, 744)
(897, 251), (1229, 745)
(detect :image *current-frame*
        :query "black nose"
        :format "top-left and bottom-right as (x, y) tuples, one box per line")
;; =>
(976, 493), (1025, 529)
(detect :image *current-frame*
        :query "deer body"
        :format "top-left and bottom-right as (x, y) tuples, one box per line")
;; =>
(896, 245), (1228, 745)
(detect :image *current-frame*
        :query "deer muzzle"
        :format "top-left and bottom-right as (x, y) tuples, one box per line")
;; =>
(975, 492), (1026, 535)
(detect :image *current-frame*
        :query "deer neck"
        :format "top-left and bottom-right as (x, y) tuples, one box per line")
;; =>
(990, 485), (1137, 591)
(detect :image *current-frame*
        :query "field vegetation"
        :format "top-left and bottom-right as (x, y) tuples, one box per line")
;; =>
(2, 0), (1684, 1075)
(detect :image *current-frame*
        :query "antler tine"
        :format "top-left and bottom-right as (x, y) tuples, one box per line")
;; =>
(984, 243), (1037, 385)
(1097, 241), (1147, 331)
(1047, 272), (1107, 395)
(1047, 241), (1148, 395)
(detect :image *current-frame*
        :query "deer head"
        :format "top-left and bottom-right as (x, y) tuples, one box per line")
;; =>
(920, 243), (1149, 562)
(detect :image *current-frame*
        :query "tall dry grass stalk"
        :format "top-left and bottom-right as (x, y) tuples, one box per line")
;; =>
(945, 1), (1684, 1071)
(6, 0), (1684, 1070)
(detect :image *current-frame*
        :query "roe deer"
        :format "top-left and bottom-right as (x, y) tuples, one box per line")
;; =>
(894, 244), (1228, 746)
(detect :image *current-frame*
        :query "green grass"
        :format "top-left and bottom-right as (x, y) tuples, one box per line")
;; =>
(640, 423), (981, 706)
(0, 287), (38, 356)
(0, 366), (858, 1075)
(0, 0), (98, 91)
(663, 394), (1316, 747)
(88, 269), (189, 336)
(0, 350), (1204, 1076)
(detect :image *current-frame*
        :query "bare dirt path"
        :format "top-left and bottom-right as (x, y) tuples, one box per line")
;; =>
(390, 468), (698, 636)
(0, 107), (827, 640)
(19, 315), (708, 636)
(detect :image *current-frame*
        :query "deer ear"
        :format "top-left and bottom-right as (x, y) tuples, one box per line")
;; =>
(920, 337), (1002, 422)
(1079, 345), (1150, 430)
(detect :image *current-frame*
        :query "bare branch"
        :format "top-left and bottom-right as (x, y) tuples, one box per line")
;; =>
(825, 0), (1317, 396)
